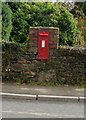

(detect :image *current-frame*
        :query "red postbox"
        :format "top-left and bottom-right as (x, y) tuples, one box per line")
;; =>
(38, 30), (49, 59)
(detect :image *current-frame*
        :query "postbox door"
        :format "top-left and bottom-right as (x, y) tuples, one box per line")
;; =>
(38, 31), (49, 59)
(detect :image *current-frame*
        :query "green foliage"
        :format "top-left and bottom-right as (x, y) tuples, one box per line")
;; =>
(70, 2), (86, 46)
(0, 2), (2, 42)
(8, 2), (78, 45)
(8, 2), (30, 43)
(70, 2), (86, 18)
(75, 18), (85, 46)
(58, 6), (78, 45)
(2, 3), (12, 41)
(79, 80), (86, 87)
(82, 2), (86, 16)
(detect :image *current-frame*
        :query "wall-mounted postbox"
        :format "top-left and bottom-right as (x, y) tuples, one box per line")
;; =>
(29, 27), (59, 59)
(38, 30), (49, 59)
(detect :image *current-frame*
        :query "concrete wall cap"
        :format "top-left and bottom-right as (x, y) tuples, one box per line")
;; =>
(30, 27), (59, 30)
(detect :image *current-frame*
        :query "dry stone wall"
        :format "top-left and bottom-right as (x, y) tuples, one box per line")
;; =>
(2, 43), (86, 86)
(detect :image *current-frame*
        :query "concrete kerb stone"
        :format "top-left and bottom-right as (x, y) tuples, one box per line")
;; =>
(79, 97), (85, 102)
(1, 93), (36, 100)
(38, 95), (79, 102)
(0, 93), (85, 102)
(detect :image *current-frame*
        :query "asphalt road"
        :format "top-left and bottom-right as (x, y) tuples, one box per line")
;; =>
(2, 98), (84, 118)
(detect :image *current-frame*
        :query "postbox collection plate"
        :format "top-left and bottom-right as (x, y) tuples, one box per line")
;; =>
(42, 40), (45, 48)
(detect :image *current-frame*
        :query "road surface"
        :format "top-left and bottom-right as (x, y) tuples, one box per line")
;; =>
(2, 98), (84, 118)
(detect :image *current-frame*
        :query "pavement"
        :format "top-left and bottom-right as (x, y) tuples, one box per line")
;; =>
(0, 82), (85, 102)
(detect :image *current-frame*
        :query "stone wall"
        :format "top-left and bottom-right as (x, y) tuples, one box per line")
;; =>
(2, 43), (86, 86)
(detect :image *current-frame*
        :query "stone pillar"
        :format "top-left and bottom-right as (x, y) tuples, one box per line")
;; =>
(29, 27), (59, 58)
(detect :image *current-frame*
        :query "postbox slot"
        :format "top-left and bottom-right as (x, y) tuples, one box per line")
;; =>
(39, 34), (48, 36)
